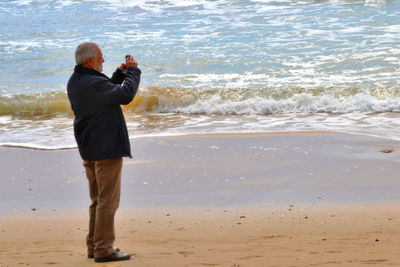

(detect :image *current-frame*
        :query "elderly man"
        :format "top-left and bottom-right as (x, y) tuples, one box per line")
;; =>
(67, 42), (141, 262)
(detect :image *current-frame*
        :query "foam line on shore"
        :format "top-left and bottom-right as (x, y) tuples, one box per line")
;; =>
(0, 130), (397, 151)
(0, 131), (335, 151)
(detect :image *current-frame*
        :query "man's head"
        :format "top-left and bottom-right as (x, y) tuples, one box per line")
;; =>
(75, 42), (104, 72)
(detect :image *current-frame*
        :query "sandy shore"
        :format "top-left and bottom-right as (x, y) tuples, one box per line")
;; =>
(2, 203), (400, 266)
(1, 131), (400, 266)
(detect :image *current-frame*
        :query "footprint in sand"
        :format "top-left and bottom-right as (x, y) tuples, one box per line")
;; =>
(178, 251), (195, 257)
(191, 264), (219, 266)
(361, 259), (388, 264)
(310, 261), (341, 266)
(325, 250), (342, 254)
(237, 255), (262, 260)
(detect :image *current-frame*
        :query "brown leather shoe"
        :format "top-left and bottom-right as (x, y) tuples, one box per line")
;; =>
(94, 251), (131, 262)
(88, 247), (120, 259)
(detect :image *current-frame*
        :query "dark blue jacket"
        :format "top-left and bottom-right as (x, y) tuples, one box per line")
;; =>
(67, 65), (141, 161)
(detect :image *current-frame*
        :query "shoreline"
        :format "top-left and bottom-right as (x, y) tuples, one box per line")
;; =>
(0, 129), (398, 151)
(0, 130), (336, 151)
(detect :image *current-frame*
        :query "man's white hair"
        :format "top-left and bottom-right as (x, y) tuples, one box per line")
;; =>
(75, 42), (98, 65)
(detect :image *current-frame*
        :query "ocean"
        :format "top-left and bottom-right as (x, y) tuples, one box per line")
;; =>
(0, 0), (399, 149)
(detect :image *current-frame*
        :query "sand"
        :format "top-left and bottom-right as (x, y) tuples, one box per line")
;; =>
(1, 131), (400, 266)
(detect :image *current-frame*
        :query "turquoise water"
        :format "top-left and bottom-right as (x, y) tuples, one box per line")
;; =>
(0, 0), (400, 148)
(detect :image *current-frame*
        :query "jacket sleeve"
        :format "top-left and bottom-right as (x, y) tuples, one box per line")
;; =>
(94, 67), (141, 105)
(110, 68), (126, 84)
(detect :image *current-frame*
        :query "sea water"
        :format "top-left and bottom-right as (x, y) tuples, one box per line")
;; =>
(0, 0), (400, 149)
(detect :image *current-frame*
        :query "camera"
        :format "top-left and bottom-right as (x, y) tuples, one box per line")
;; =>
(122, 55), (132, 74)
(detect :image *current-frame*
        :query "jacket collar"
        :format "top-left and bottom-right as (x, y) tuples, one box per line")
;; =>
(74, 65), (109, 79)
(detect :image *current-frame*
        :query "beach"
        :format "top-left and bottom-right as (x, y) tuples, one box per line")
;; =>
(1, 131), (400, 266)
(2, 0), (400, 266)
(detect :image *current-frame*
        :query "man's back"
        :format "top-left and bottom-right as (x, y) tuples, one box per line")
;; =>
(67, 64), (141, 161)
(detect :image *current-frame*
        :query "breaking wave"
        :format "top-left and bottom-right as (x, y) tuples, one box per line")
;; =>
(1, 86), (400, 117)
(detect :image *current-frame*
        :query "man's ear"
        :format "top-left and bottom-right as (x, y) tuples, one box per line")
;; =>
(84, 57), (94, 68)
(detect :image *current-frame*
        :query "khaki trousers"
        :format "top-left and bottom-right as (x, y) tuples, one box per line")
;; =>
(83, 157), (122, 258)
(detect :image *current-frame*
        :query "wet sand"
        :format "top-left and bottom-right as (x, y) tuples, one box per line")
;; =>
(1, 131), (400, 266)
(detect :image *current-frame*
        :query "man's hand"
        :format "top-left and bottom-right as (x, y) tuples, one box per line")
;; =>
(126, 55), (138, 68)
(119, 55), (138, 71)
(119, 63), (127, 71)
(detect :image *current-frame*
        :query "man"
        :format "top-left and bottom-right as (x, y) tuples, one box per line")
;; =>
(67, 42), (141, 262)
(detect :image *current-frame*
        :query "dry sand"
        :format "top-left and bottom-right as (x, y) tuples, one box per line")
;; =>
(1, 204), (400, 266)
(1, 131), (400, 266)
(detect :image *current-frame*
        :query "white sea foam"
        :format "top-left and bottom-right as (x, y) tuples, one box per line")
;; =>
(255, 5), (289, 13)
(154, 92), (400, 115)
(10, 0), (33, 5)
(83, 0), (226, 13)
(0, 142), (76, 150)
(250, 0), (293, 3)
(55, 0), (76, 7)
(159, 73), (272, 88)
(0, 40), (66, 54)
(2, 110), (400, 149)
(384, 25), (400, 33)
(365, 0), (387, 7)
(159, 69), (400, 89)
(0, 41), (41, 53)
(339, 27), (365, 33)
